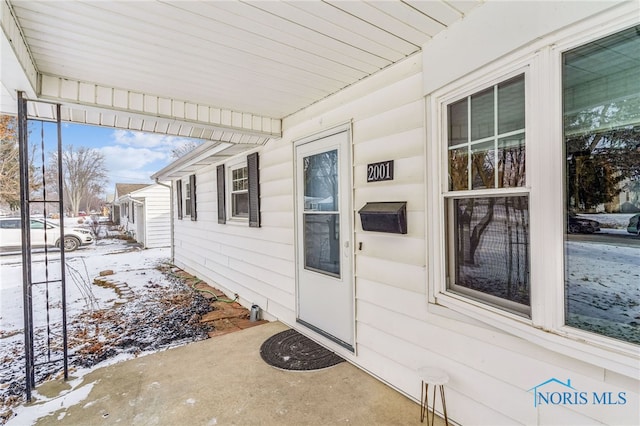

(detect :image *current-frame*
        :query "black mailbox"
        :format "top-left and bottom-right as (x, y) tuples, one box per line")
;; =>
(358, 202), (407, 234)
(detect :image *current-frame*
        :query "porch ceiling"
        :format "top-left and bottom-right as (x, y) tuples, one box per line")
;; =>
(1, 0), (481, 144)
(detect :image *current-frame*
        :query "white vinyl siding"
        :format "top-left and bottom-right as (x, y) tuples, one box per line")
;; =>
(172, 139), (297, 324)
(171, 56), (426, 337)
(140, 185), (171, 248)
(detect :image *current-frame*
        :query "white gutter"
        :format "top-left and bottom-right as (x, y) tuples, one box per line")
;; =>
(151, 141), (234, 180)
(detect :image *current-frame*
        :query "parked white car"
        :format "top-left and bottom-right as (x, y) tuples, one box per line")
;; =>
(627, 213), (640, 236)
(0, 217), (94, 252)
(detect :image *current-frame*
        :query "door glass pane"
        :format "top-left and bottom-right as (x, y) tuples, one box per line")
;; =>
(303, 149), (340, 277)
(304, 214), (340, 277)
(303, 150), (338, 211)
(449, 196), (530, 316)
(563, 27), (640, 345)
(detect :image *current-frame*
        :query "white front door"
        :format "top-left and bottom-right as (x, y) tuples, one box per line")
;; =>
(295, 128), (354, 350)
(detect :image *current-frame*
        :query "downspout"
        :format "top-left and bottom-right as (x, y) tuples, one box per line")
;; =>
(155, 179), (174, 263)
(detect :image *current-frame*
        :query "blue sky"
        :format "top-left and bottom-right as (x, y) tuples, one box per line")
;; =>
(36, 122), (201, 196)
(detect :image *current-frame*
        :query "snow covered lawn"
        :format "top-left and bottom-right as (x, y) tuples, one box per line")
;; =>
(565, 240), (640, 343)
(0, 237), (213, 424)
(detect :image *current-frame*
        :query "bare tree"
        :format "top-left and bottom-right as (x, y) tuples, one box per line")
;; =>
(0, 115), (40, 211)
(82, 185), (105, 213)
(171, 140), (200, 159)
(565, 95), (640, 211)
(0, 115), (19, 210)
(49, 145), (108, 216)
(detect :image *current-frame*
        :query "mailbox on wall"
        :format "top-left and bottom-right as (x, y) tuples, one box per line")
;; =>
(358, 202), (407, 234)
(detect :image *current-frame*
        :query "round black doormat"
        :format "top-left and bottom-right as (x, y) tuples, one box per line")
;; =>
(260, 329), (345, 371)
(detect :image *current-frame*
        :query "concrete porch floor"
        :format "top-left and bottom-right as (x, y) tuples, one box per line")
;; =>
(30, 321), (447, 425)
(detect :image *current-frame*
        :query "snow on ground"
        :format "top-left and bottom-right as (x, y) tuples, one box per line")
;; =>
(566, 241), (640, 343)
(566, 214), (640, 341)
(0, 234), (213, 425)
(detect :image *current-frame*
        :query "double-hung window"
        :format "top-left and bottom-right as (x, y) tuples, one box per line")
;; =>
(185, 181), (191, 217)
(182, 175), (197, 221)
(230, 164), (249, 219)
(445, 74), (530, 317)
(217, 153), (260, 227)
(176, 180), (183, 220)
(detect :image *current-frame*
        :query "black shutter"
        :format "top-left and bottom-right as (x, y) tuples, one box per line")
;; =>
(176, 180), (183, 220)
(217, 165), (226, 224)
(189, 174), (197, 221)
(247, 152), (260, 228)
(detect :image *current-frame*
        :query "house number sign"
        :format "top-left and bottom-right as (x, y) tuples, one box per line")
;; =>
(367, 160), (394, 182)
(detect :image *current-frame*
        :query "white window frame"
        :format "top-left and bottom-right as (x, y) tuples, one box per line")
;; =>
(426, 12), (639, 376)
(226, 158), (248, 222)
(443, 70), (531, 318)
(184, 180), (191, 217)
(176, 179), (183, 220)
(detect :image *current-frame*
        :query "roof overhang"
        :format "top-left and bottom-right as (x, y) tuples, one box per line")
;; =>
(1, 0), (36, 110)
(151, 139), (255, 181)
(1, 0), (483, 158)
(29, 76), (281, 144)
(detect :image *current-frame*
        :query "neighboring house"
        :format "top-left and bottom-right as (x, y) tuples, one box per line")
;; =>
(605, 178), (640, 213)
(152, 3), (639, 425)
(114, 183), (171, 248)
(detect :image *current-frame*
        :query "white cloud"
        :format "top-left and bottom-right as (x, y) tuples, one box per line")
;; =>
(100, 145), (168, 171)
(107, 169), (156, 184)
(99, 129), (202, 191)
(99, 145), (169, 191)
